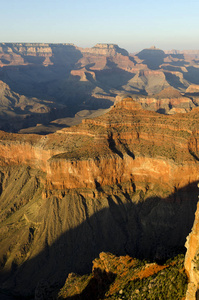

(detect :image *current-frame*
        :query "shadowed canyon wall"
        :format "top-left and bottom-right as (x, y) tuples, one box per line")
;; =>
(1, 43), (199, 135)
(0, 98), (199, 297)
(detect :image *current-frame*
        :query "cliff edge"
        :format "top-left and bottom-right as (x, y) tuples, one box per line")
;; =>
(0, 97), (199, 297)
(185, 200), (199, 300)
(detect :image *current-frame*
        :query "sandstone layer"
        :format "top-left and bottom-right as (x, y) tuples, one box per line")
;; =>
(185, 202), (199, 300)
(0, 97), (199, 297)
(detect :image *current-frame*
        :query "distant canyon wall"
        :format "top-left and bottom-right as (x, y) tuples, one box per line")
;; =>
(0, 43), (128, 67)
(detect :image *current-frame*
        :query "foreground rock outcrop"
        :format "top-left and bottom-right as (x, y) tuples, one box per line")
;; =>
(0, 97), (199, 297)
(56, 252), (187, 300)
(185, 201), (199, 300)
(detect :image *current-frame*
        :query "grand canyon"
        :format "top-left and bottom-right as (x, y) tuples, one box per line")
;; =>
(1, 43), (199, 299)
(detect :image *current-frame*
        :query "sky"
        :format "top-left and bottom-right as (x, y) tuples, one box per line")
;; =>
(1, 0), (199, 52)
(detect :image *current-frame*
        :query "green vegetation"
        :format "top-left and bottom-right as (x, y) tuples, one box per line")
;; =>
(107, 255), (187, 300)
(58, 273), (93, 299)
(58, 254), (188, 300)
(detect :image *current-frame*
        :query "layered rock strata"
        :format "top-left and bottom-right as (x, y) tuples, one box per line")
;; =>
(0, 97), (199, 297)
(1, 42), (199, 132)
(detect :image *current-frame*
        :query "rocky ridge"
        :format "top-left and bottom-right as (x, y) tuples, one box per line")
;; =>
(0, 97), (199, 298)
(81, 43), (129, 56)
(1, 97), (199, 192)
(185, 201), (199, 300)
(1, 43), (199, 133)
(0, 80), (66, 133)
(57, 252), (187, 300)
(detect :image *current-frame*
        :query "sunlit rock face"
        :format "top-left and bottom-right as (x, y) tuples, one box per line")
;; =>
(185, 201), (199, 300)
(0, 97), (199, 297)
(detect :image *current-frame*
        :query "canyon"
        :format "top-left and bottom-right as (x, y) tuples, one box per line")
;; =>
(0, 96), (199, 298)
(1, 43), (199, 299)
(0, 43), (199, 133)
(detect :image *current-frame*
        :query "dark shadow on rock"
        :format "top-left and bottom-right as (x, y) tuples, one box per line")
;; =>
(0, 106), (70, 133)
(94, 68), (134, 89)
(162, 66), (185, 73)
(58, 269), (116, 300)
(196, 289), (199, 300)
(136, 49), (166, 70)
(164, 72), (187, 90)
(129, 56), (137, 64)
(156, 108), (166, 114)
(0, 44), (83, 101)
(108, 133), (123, 158)
(1, 59), (10, 65)
(50, 44), (83, 66)
(169, 54), (185, 60)
(0, 69), (115, 133)
(22, 56), (46, 65)
(185, 92), (199, 97)
(189, 150), (199, 161)
(169, 60), (187, 67)
(184, 67), (199, 84)
(122, 144), (135, 159)
(0, 181), (198, 298)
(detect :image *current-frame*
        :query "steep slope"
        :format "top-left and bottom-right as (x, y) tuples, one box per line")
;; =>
(0, 97), (199, 297)
(185, 202), (199, 300)
(123, 70), (169, 94)
(0, 80), (67, 132)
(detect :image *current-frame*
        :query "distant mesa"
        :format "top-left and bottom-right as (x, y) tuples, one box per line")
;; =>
(82, 43), (129, 56)
(94, 43), (118, 49)
(137, 46), (165, 57)
(136, 47), (166, 70)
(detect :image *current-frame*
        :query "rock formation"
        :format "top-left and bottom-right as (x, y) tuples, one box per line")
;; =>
(0, 80), (66, 133)
(185, 201), (199, 300)
(0, 42), (199, 134)
(57, 252), (187, 300)
(136, 47), (166, 70)
(135, 87), (195, 114)
(81, 43), (129, 56)
(186, 84), (199, 94)
(0, 97), (199, 297)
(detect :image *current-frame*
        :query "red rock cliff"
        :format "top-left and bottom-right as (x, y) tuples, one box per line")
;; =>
(0, 97), (199, 297)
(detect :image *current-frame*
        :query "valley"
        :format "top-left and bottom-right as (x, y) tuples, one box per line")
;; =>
(0, 96), (199, 298)
(1, 43), (199, 299)
(0, 43), (199, 134)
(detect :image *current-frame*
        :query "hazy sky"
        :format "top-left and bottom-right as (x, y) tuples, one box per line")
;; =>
(1, 0), (199, 52)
